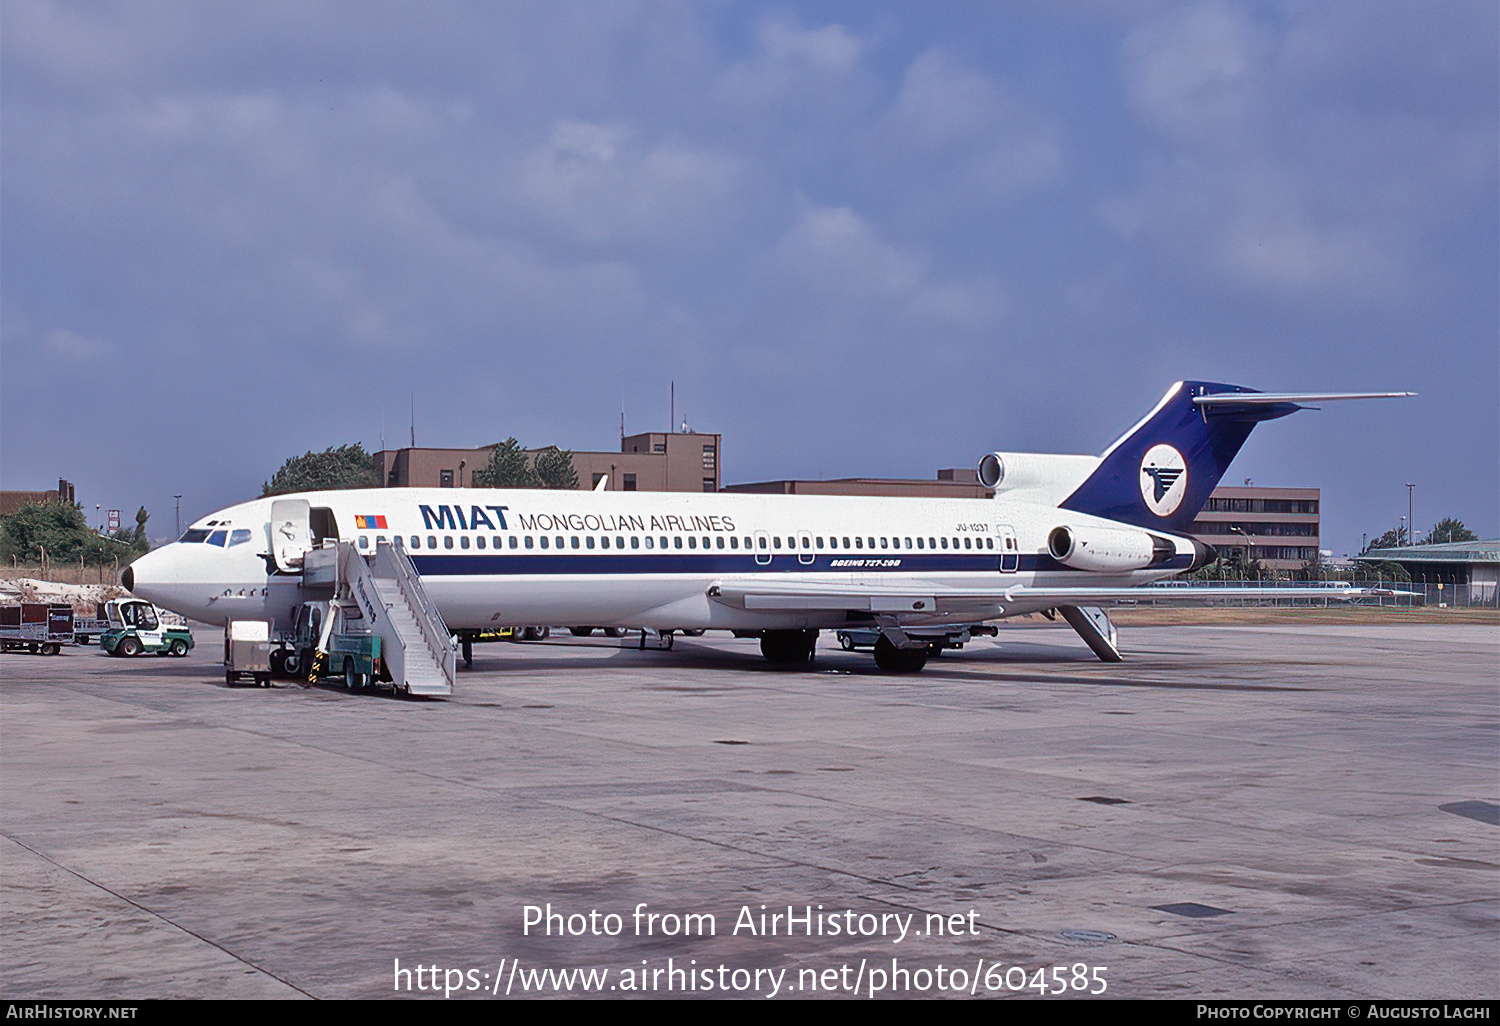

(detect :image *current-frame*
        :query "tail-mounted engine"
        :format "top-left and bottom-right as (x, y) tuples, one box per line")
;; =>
(1047, 524), (1160, 572)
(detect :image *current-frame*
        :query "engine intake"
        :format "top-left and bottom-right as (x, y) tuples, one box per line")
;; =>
(1047, 524), (1157, 573)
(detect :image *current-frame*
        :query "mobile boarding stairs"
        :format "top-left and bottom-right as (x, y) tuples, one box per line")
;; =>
(301, 539), (455, 697)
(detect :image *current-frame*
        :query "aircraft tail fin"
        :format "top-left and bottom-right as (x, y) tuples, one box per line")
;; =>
(1058, 382), (1412, 533)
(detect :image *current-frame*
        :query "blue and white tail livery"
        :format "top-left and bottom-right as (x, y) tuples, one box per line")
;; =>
(1059, 382), (1412, 534)
(123, 381), (1412, 677)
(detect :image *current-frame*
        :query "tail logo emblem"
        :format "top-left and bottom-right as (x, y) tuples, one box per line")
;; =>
(1139, 444), (1187, 517)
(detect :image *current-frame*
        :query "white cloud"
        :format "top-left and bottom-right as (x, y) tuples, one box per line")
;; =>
(880, 49), (1064, 202)
(1121, 0), (1269, 148)
(756, 15), (864, 74)
(1108, 0), (1493, 300)
(44, 328), (113, 362)
(714, 13), (877, 125)
(516, 120), (745, 250)
(758, 201), (1006, 353)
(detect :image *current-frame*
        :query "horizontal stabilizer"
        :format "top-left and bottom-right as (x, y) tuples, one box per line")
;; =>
(1194, 391), (1415, 407)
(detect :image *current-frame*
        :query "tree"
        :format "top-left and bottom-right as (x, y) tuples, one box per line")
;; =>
(1419, 518), (1477, 546)
(107, 507), (151, 556)
(0, 501), (139, 565)
(534, 446), (580, 490)
(263, 444), (380, 496)
(472, 438), (540, 488)
(471, 440), (579, 489)
(1363, 526), (1407, 552)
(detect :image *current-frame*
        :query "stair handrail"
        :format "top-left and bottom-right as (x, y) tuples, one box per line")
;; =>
(373, 540), (455, 675)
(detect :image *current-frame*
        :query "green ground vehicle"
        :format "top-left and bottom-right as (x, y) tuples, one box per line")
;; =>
(99, 598), (194, 657)
(278, 600), (384, 689)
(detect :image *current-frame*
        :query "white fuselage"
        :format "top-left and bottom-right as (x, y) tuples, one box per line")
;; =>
(125, 487), (1197, 634)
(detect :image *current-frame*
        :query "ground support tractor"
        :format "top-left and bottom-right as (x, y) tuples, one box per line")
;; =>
(99, 598), (194, 657)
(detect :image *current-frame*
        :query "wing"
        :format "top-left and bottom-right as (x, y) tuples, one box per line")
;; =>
(709, 578), (1392, 621)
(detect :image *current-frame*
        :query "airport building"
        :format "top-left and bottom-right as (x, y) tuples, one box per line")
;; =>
(1186, 486), (1321, 571)
(0, 478), (76, 516)
(374, 431), (723, 493)
(1353, 539), (1499, 603)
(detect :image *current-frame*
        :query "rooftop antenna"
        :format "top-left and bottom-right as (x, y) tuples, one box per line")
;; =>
(670, 381), (675, 434)
(620, 389), (626, 442)
(410, 391), (415, 448)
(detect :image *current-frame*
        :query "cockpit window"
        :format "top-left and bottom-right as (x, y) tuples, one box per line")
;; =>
(228, 529), (252, 547)
(207, 531), (228, 547)
(179, 529), (210, 543)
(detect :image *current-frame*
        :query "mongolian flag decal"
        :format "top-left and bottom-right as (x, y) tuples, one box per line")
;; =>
(355, 515), (388, 529)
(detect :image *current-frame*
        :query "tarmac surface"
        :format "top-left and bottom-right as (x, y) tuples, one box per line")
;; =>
(2, 620), (1496, 1000)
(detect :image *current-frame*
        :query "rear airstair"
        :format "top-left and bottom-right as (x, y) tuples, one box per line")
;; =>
(304, 539), (455, 696)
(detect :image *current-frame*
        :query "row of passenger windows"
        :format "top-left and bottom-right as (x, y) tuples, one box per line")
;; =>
(356, 533), (999, 552)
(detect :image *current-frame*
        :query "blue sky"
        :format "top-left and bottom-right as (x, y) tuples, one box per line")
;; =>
(3, 1), (1495, 554)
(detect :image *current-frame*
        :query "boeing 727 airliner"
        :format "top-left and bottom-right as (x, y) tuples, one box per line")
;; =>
(123, 382), (1410, 674)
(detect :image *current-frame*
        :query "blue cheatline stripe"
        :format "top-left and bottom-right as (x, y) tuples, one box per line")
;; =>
(407, 552), (1196, 576)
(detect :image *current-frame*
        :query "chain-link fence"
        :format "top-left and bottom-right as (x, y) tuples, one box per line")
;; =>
(1144, 579), (1496, 608)
(0, 560), (124, 588)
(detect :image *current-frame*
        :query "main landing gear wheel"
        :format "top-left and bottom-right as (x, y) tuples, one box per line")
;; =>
(873, 635), (928, 674)
(345, 658), (367, 690)
(760, 629), (818, 665)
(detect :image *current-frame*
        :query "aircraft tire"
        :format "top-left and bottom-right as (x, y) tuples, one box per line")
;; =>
(873, 635), (927, 674)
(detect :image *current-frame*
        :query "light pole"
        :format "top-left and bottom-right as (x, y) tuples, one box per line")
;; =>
(174, 495), (182, 537)
(1229, 526), (1254, 580)
(1406, 483), (1414, 546)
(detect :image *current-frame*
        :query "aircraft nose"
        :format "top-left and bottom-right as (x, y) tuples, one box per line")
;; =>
(121, 565), (134, 591)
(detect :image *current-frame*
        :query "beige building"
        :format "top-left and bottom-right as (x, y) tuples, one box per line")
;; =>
(374, 431), (723, 493)
(1, 479), (75, 516)
(1188, 486), (1320, 570)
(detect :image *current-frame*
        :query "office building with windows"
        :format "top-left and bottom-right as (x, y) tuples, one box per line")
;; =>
(374, 431), (723, 493)
(1187, 486), (1321, 571)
